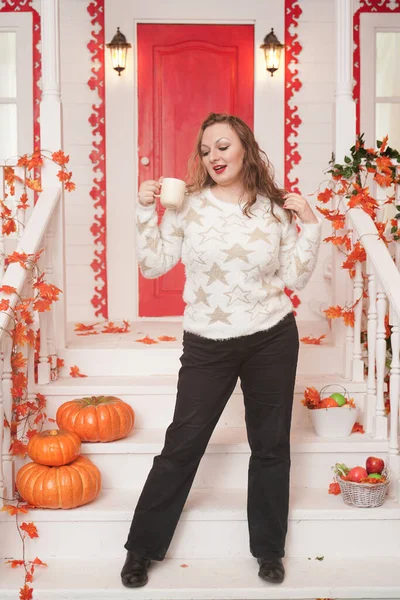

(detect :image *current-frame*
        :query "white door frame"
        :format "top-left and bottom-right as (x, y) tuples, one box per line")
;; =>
(105, 0), (285, 320)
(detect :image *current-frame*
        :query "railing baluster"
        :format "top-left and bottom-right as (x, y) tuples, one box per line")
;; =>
(44, 223), (57, 380)
(0, 166), (5, 280)
(388, 310), (400, 498)
(375, 280), (388, 438)
(0, 346), (5, 504)
(352, 243), (364, 381)
(365, 259), (377, 434)
(2, 335), (14, 499)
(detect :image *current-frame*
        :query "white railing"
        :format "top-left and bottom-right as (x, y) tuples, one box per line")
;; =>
(0, 179), (64, 504)
(345, 174), (400, 498)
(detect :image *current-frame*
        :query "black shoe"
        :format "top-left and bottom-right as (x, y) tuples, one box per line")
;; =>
(121, 552), (151, 588)
(257, 557), (285, 584)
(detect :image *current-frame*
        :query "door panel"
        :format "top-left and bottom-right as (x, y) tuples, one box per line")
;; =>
(137, 24), (254, 316)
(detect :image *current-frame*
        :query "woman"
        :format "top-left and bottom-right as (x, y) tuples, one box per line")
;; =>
(121, 113), (321, 588)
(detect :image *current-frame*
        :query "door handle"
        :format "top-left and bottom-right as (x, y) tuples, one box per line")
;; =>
(140, 157), (150, 166)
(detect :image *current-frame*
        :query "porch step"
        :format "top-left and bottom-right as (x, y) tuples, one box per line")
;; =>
(2, 486), (399, 560)
(37, 373), (368, 430)
(1, 556), (400, 600)
(60, 319), (344, 377)
(50, 425), (387, 490)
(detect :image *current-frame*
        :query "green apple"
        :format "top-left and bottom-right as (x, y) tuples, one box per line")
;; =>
(329, 392), (346, 407)
(367, 473), (383, 480)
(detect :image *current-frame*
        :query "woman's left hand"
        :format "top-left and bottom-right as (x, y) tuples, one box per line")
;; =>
(283, 193), (319, 224)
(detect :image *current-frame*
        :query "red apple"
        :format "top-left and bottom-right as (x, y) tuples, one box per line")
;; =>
(347, 466), (368, 483)
(366, 456), (385, 475)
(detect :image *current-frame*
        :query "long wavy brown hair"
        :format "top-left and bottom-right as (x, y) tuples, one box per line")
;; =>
(187, 112), (290, 221)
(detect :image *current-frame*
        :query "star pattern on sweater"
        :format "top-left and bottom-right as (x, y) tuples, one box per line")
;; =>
(171, 225), (184, 238)
(222, 243), (253, 263)
(295, 255), (311, 277)
(225, 285), (252, 306)
(199, 195), (223, 211)
(243, 264), (263, 283)
(245, 300), (272, 322)
(140, 258), (152, 275)
(198, 226), (228, 244)
(207, 306), (233, 325)
(137, 219), (149, 234)
(219, 212), (244, 227)
(185, 208), (204, 226)
(194, 286), (211, 306)
(204, 263), (229, 285)
(144, 235), (159, 253)
(247, 228), (272, 245)
(261, 279), (282, 295)
(304, 236), (319, 257)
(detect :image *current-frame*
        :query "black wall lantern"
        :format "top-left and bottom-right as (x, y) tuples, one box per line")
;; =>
(260, 28), (284, 77)
(106, 27), (132, 76)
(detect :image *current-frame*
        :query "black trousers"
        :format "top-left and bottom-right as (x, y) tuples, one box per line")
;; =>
(125, 312), (299, 561)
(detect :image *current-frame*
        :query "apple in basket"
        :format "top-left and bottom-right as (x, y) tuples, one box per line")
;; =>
(366, 456), (385, 475)
(329, 392), (347, 407)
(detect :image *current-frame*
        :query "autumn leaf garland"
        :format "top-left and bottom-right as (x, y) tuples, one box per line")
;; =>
(318, 134), (400, 328)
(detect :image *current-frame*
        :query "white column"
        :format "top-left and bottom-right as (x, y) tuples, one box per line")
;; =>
(332, 0), (357, 370)
(40, 0), (66, 350)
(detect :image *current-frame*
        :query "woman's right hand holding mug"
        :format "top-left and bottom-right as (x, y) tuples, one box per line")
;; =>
(138, 178), (163, 206)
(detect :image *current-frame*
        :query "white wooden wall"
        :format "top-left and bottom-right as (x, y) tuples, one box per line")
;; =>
(57, 0), (336, 324)
(60, 0), (97, 323)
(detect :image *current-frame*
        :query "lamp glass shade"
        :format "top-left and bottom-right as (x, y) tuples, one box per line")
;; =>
(265, 46), (282, 73)
(110, 46), (127, 74)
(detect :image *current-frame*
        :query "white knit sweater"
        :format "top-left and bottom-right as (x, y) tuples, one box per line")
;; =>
(136, 187), (322, 340)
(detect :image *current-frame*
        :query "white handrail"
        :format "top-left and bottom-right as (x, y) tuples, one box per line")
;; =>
(0, 186), (61, 342)
(348, 208), (400, 323)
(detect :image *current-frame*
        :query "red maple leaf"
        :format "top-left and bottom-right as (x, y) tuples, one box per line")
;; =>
(136, 335), (159, 345)
(19, 584), (33, 600)
(1, 504), (29, 516)
(328, 482), (341, 495)
(158, 335), (177, 342)
(324, 305), (342, 319)
(300, 335), (326, 345)
(20, 522), (39, 539)
(70, 365), (88, 378)
(351, 421), (365, 434)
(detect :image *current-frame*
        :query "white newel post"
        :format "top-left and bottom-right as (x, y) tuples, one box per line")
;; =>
(333, 0), (357, 374)
(40, 0), (66, 354)
(366, 259), (377, 434)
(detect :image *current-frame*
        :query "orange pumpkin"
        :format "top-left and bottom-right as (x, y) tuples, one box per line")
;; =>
(27, 429), (81, 466)
(56, 395), (135, 442)
(16, 455), (101, 509)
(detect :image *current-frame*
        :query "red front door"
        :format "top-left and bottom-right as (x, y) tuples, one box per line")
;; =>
(137, 23), (254, 316)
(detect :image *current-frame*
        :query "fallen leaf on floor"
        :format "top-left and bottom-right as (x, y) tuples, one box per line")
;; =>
(180, 564), (189, 568)
(158, 335), (177, 342)
(351, 421), (365, 434)
(300, 335), (327, 345)
(70, 365), (88, 378)
(136, 336), (158, 345)
(328, 482), (341, 495)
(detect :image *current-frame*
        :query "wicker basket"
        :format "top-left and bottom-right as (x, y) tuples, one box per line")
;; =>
(335, 468), (390, 507)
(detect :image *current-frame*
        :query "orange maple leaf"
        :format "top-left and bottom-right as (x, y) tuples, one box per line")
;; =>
(70, 365), (88, 378)
(6, 559), (24, 568)
(57, 170), (73, 183)
(56, 358), (65, 370)
(3, 219), (17, 236)
(51, 150), (69, 166)
(64, 180), (76, 192)
(25, 178), (42, 193)
(342, 309), (355, 327)
(31, 557), (47, 567)
(17, 192), (29, 210)
(0, 285), (17, 294)
(20, 522), (39, 539)
(11, 352), (28, 370)
(32, 298), (52, 312)
(301, 386), (321, 409)
(9, 439), (28, 457)
(158, 335), (177, 342)
(324, 305), (343, 319)
(351, 421), (365, 434)
(317, 188), (333, 204)
(380, 134), (389, 153)
(26, 151), (44, 170)
(1, 504), (29, 516)
(136, 335), (159, 345)
(374, 172), (393, 188)
(12, 322), (29, 346)
(7, 251), (29, 268)
(0, 298), (11, 312)
(300, 335), (326, 345)
(74, 323), (99, 332)
(328, 482), (341, 495)
(19, 584), (33, 600)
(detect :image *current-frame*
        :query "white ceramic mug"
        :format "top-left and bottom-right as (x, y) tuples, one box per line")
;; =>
(155, 177), (186, 209)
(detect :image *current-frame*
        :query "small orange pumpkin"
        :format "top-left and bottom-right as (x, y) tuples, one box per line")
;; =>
(56, 395), (135, 442)
(16, 455), (101, 509)
(27, 429), (81, 466)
